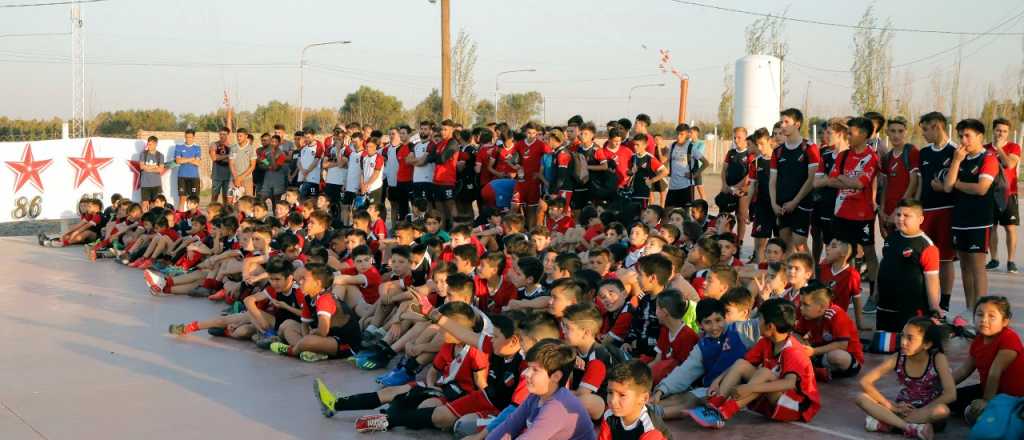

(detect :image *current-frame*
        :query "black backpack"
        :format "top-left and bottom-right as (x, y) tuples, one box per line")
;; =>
(988, 149), (1010, 213)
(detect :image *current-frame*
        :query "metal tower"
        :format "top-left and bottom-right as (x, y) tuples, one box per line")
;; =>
(70, 1), (86, 138)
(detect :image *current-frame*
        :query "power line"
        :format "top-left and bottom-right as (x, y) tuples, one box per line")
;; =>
(0, 0), (108, 8)
(666, 0), (1024, 36)
(0, 32), (69, 39)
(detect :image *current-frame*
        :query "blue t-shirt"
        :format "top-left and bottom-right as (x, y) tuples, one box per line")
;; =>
(172, 143), (202, 178)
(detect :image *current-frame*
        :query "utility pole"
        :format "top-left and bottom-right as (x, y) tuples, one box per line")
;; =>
(440, 0), (453, 119)
(70, 1), (86, 138)
(950, 35), (963, 122)
(677, 77), (689, 124)
(803, 80), (811, 137)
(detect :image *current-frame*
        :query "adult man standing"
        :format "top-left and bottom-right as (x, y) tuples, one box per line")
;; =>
(260, 135), (289, 203)
(172, 129), (202, 210)
(985, 117), (1021, 273)
(916, 112), (957, 312)
(665, 123), (707, 209)
(229, 128), (257, 200)
(210, 127), (233, 204)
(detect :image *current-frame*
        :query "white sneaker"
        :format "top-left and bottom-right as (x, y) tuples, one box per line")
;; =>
(144, 269), (166, 295)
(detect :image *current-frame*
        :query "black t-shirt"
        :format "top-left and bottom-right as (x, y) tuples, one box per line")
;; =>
(952, 150), (999, 228)
(878, 232), (938, 314)
(917, 143), (956, 210)
(627, 293), (660, 358)
(813, 147), (840, 217)
(771, 140), (820, 208)
(723, 147), (753, 187)
(752, 156), (772, 205)
(484, 352), (524, 408)
(629, 154), (660, 197)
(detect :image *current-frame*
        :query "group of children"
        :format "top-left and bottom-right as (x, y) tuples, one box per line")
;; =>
(33, 112), (1024, 440)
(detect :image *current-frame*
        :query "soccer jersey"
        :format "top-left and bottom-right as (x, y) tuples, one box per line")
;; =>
(605, 145), (635, 188)
(970, 327), (1024, 397)
(881, 145), (920, 216)
(771, 139), (820, 208)
(546, 214), (575, 234)
(570, 344), (613, 395)
(988, 142), (1022, 196)
(515, 139), (548, 183)
(476, 144), (496, 187)
(298, 143), (324, 184)
(394, 142), (414, 183)
(796, 303), (864, 364)
(597, 406), (671, 440)
(324, 144), (350, 185)
(655, 324), (699, 363)
(412, 141), (435, 183)
(830, 148), (880, 221)
(433, 137), (459, 186)
(748, 154), (772, 204)
(817, 263), (861, 312)
(917, 142), (956, 210)
(360, 151), (385, 192)
(877, 232), (940, 315)
(341, 266), (382, 304)
(433, 342), (489, 397)
(345, 148), (364, 191)
(813, 146), (839, 218)
(474, 275), (517, 315)
(491, 144), (519, 177)
(601, 300), (635, 342)
(952, 149), (1000, 229)
(627, 294), (660, 358)
(629, 154), (664, 198)
(299, 291), (338, 329)
(723, 146), (754, 187)
(743, 335), (820, 421)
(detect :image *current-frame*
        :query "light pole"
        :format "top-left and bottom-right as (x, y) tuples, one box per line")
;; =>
(495, 68), (536, 122)
(628, 83), (665, 115)
(428, 0), (452, 119)
(298, 40), (350, 130)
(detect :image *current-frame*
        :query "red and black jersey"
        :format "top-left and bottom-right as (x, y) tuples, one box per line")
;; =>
(626, 294), (660, 358)
(473, 276), (517, 315)
(830, 148), (880, 221)
(81, 213), (102, 225)
(743, 335), (821, 422)
(491, 144), (518, 177)
(877, 232), (940, 316)
(579, 143), (611, 169)
(952, 149), (1000, 229)
(434, 342), (489, 397)
(796, 303), (864, 364)
(601, 299), (635, 342)
(918, 142), (956, 210)
(770, 140), (820, 208)
(300, 291), (338, 329)
(655, 324), (699, 364)
(570, 344), (613, 396)
(723, 147), (755, 187)
(604, 145), (635, 189)
(515, 139), (549, 182)
(628, 154), (664, 197)
(817, 263), (861, 313)
(395, 142), (414, 183)
(813, 147), (839, 217)
(476, 144), (496, 186)
(433, 137), (459, 186)
(748, 154), (772, 204)
(553, 145), (576, 192)
(882, 145), (920, 216)
(477, 334), (527, 409)
(987, 142), (1022, 196)
(546, 214), (575, 234)
(597, 406), (671, 440)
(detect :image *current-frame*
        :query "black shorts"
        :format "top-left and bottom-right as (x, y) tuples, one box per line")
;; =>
(434, 185), (455, 202)
(876, 307), (924, 333)
(751, 199), (778, 239)
(327, 318), (362, 356)
(997, 195), (1020, 226)
(812, 353), (861, 378)
(341, 191), (356, 206)
(571, 188), (590, 210)
(324, 183), (343, 205)
(140, 186), (162, 203)
(411, 182), (434, 202)
(651, 180), (666, 193)
(779, 207), (811, 236)
(177, 177), (200, 197)
(665, 187), (694, 208)
(832, 217), (874, 245)
(812, 214), (833, 243)
(952, 227), (989, 253)
(387, 182), (409, 203)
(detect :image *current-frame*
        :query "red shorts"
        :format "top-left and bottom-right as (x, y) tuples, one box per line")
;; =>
(650, 358), (679, 385)
(512, 181), (541, 206)
(922, 208), (955, 261)
(443, 390), (498, 418)
(749, 389), (814, 422)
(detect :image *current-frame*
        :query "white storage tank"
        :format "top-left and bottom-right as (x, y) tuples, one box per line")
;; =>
(734, 55), (782, 135)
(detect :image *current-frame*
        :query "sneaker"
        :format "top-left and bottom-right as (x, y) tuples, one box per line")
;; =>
(168, 322), (199, 335)
(904, 423), (933, 440)
(355, 349), (388, 370)
(207, 289), (226, 302)
(864, 415), (891, 433)
(207, 327), (227, 337)
(313, 378), (337, 418)
(37, 233), (46, 247)
(688, 405), (725, 429)
(300, 351), (330, 363)
(144, 270), (167, 295)
(986, 259), (1000, 270)
(1008, 262), (1019, 274)
(188, 287), (212, 298)
(138, 259), (154, 270)
(269, 342), (290, 355)
(255, 335), (281, 350)
(377, 368), (414, 387)
(355, 414), (389, 433)
(862, 298), (878, 314)
(98, 249), (116, 259)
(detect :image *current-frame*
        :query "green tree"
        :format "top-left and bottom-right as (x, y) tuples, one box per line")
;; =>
(850, 5), (893, 114)
(340, 86), (406, 130)
(498, 91), (543, 128)
(718, 65), (734, 136)
(412, 89), (443, 124)
(250, 100), (296, 132)
(92, 109), (177, 137)
(452, 29), (479, 126)
(473, 99), (495, 127)
(745, 7), (789, 102)
(303, 108), (340, 134)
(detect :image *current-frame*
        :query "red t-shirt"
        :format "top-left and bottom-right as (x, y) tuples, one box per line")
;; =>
(433, 342), (489, 395)
(492, 144), (518, 177)
(476, 144), (496, 185)
(300, 291), (337, 323)
(82, 213), (102, 225)
(370, 218), (387, 240)
(546, 214), (576, 234)
(882, 146), (920, 216)
(970, 327), (1024, 396)
(604, 145), (635, 188)
(342, 266), (382, 304)
(516, 139), (549, 182)
(829, 148), (880, 221)
(655, 324), (699, 363)
(986, 142), (1022, 196)
(396, 143), (414, 183)
(158, 227), (180, 241)
(744, 335), (820, 421)
(796, 303), (864, 364)
(433, 138), (459, 186)
(690, 269), (708, 299)
(474, 275), (518, 315)
(601, 301), (635, 342)
(817, 263), (861, 312)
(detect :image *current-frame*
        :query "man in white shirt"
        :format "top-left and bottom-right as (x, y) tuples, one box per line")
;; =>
(408, 121), (436, 205)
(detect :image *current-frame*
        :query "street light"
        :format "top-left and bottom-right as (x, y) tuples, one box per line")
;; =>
(628, 83), (665, 115)
(297, 40), (351, 130)
(495, 68), (536, 122)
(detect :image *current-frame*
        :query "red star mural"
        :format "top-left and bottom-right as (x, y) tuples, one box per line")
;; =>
(126, 158), (170, 190)
(67, 139), (113, 189)
(5, 144), (53, 193)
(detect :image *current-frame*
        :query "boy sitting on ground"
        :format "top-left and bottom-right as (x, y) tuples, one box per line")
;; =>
(268, 264), (361, 363)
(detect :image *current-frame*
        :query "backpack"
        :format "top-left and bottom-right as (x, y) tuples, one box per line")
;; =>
(542, 149), (557, 189)
(573, 149), (590, 184)
(969, 393), (1024, 440)
(988, 149), (1010, 213)
(668, 141), (698, 185)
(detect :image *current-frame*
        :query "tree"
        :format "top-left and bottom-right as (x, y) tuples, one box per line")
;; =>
(498, 91), (543, 128)
(303, 108), (340, 134)
(451, 29), (478, 126)
(412, 89), (443, 124)
(717, 64), (734, 136)
(92, 109), (177, 137)
(473, 99), (495, 127)
(850, 5), (893, 114)
(340, 86), (405, 130)
(745, 7), (789, 102)
(250, 100), (296, 132)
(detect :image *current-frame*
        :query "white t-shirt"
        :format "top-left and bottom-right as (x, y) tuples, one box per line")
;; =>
(362, 152), (385, 192)
(384, 144), (401, 187)
(298, 144), (322, 184)
(667, 140), (703, 190)
(346, 147), (364, 192)
(412, 141), (435, 183)
(324, 144), (349, 186)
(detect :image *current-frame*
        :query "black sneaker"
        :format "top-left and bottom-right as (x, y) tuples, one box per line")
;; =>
(1008, 262), (1019, 274)
(862, 298), (878, 314)
(986, 259), (1000, 270)
(207, 327), (227, 337)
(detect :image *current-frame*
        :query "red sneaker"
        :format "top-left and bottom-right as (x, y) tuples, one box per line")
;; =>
(138, 259), (154, 270)
(355, 414), (389, 433)
(207, 289), (226, 302)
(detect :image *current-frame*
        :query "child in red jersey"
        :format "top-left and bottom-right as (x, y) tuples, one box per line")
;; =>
(690, 298), (820, 428)
(562, 303), (613, 421)
(269, 264), (361, 363)
(796, 284), (864, 382)
(597, 279), (634, 346)
(818, 239), (864, 329)
(599, 360), (672, 440)
(42, 198), (103, 247)
(546, 196), (576, 236)
(952, 296), (1024, 424)
(474, 252), (517, 314)
(780, 253), (815, 305)
(650, 290), (699, 384)
(333, 245), (382, 318)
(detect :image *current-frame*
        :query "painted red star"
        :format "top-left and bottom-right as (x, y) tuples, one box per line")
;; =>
(126, 158), (170, 190)
(5, 143), (53, 193)
(67, 139), (113, 189)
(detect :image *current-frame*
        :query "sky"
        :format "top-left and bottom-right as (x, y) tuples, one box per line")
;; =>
(1, 0), (1023, 127)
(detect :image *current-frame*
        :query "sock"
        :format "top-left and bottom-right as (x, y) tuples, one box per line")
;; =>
(337, 343), (353, 358)
(378, 343), (396, 359)
(202, 278), (222, 290)
(389, 407), (435, 430)
(940, 294), (951, 311)
(716, 398), (740, 420)
(706, 395), (726, 408)
(287, 345), (297, 356)
(163, 277), (174, 293)
(403, 358), (420, 375)
(333, 392), (382, 411)
(61, 238), (70, 247)
(185, 321), (200, 334)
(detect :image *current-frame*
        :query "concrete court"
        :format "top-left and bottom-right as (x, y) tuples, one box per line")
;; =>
(2, 223), (1021, 439)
